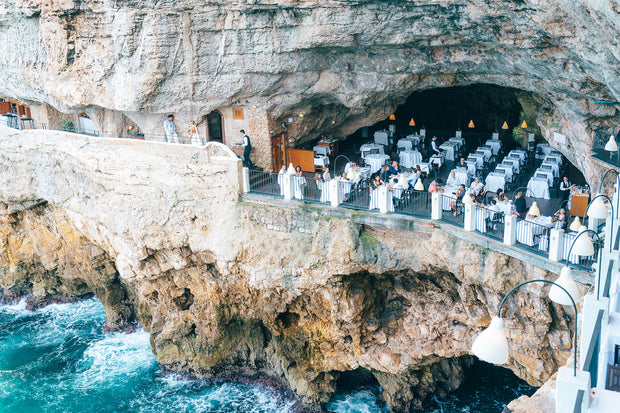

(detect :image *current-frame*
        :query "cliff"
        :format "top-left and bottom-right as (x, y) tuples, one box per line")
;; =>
(0, 127), (581, 410)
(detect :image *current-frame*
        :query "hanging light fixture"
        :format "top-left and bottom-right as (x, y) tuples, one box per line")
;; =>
(471, 317), (509, 364)
(587, 194), (610, 219)
(409, 118), (416, 127)
(463, 192), (474, 204)
(549, 267), (581, 306)
(604, 135), (618, 152)
(468, 119), (475, 128)
(520, 120), (528, 128)
(572, 226), (595, 256)
(569, 216), (581, 232)
(501, 121), (509, 130)
(414, 179), (424, 191)
(529, 202), (541, 217)
(389, 114), (396, 121)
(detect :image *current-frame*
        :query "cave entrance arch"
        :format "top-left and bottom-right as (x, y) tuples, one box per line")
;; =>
(206, 110), (224, 144)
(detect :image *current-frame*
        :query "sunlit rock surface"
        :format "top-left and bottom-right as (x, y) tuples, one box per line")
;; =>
(0, 127), (582, 410)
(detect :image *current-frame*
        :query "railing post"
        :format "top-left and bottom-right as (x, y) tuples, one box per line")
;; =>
(463, 203), (476, 231)
(283, 174), (293, 200)
(597, 249), (617, 299)
(504, 214), (517, 245)
(579, 293), (608, 387)
(555, 367), (591, 413)
(431, 192), (442, 220)
(242, 167), (250, 193)
(330, 180), (341, 207)
(548, 228), (564, 261)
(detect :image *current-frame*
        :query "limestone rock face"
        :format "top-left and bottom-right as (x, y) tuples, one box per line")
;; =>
(0, 128), (581, 410)
(0, 1), (619, 185)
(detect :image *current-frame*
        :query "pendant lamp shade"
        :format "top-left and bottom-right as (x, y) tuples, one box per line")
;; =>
(520, 121), (528, 128)
(573, 226), (595, 256)
(468, 120), (475, 128)
(569, 217), (581, 232)
(409, 118), (416, 127)
(529, 202), (540, 217)
(549, 266), (581, 306)
(463, 192), (474, 204)
(389, 114), (396, 121)
(287, 163), (296, 175)
(587, 195), (609, 219)
(414, 179), (424, 191)
(471, 317), (509, 365)
(605, 135), (618, 152)
(501, 121), (509, 130)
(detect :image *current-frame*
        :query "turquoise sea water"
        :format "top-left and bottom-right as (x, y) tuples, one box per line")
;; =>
(0, 298), (535, 413)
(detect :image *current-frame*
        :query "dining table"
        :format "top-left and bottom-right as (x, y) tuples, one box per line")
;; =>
(430, 153), (445, 167)
(405, 134), (421, 146)
(485, 172), (506, 193)
(476, 148), (492, 162)
(537, 144), (555, 155)
(484, 140), (502, 155)
(516, 216), (553, 247)
(541, 161), (560, 178)
(496, 201), (514, 216)
(534, 169), (554, 186)
(373, 130), (392, 146)
(441, 185), (459, 210)
(452, 169), (469, 186)
(399, 150), (423, 168)
(527, 177), (551, 199)
(502, 158), (520, 174)
(439, 142), (458, 161)
(365, 154), (390, 173)
(495, 165), (513, 182)
(369, 185), (394, 211)
(448, 137), (465, 149)
(360, 143), (385, 158)
(468, 154), (484, 168)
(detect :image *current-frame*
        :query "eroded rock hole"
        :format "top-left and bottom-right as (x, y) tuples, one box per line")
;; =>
(172, 288), (194, 311)
(275, 311), (300, 329)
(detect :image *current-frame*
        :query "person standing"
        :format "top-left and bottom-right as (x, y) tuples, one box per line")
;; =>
(559, 176), (571, 202)
(188, 121), (201, 146)
(240, 130), (255, 169)
(164, 115), (179, 143)
(431, 136), (441, 155)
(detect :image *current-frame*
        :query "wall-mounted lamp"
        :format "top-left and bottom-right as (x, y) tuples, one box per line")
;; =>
(299, 114), (304, 118)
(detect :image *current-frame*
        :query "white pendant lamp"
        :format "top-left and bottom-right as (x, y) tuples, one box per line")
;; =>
(605, 135), (618, 152)
(569, 216), (581, 232)
(463, 192), (474, 204)
(471, 317), (509, 364)
(414, 179), (424, 191)
(529, 202), (540, 217)
(573, 226), (595, 256)
(587, 195), (609, 219)
(549, 266), (581, 306)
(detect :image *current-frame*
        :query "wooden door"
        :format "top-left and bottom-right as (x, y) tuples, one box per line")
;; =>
(272, 133), (285, 172)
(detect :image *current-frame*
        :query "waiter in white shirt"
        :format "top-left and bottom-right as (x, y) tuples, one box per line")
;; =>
(559, 176), (571, 202)
(431, 136), (441, 155)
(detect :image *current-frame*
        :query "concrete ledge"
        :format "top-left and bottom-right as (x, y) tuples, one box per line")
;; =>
(242, 193), (594, 284)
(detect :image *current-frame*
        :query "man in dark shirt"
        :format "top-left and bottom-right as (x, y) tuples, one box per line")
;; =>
(514, 191), (527, 218)
(388, 161), (400, 178)
(456, 157), (467, 170)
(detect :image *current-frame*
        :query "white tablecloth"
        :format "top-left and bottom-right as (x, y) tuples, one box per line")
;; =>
(399, 150), (423, 168)
(476, 148), (492, 162)
(544, 155), (562, 165)
(538, 144), (554, 155)
(516, 218), (551, 247)
(360, 143), (385, 158)
(354, 166), (371, 180)
(541, 161), (560, 178)
(397, 140), (413, 151)
(314, 155), (329, 168)
(476, 207), (502, 233)
(430, 153), (445, 167)
(496, 201), (514, 215)
(452, 169), (469, 186)
(313, 145), (330, 156)
(405, 134), (421, 146)
(485, 140), (502, 155)
(506, 153), (523, 166)
(338, 178), (353, 198)
(369, 185), (394, 211)
(365, 154), (390, 173)
(502, 158), (520, 174)
(441, 186), (459, 210)
(468, 154), (484, 168)
(509, 150), (527, 163)
(373, 130), (392, 146)
(534, 169), (554, 186)
(527, 177), (550, 199)
(448, 137), (465, 150)
(485, 173), (506, 193)
(319, 181), (331, 203)
(439, 142), (457, 161)
(495, 166), (513, 182)
(417, 162), (431, 174)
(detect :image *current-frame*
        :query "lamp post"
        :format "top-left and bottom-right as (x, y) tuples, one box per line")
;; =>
(333, 154), (351, 179)
(471, 279), (579, 376)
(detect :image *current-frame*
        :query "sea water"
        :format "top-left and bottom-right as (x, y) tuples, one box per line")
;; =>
(0, 298), (535, 412)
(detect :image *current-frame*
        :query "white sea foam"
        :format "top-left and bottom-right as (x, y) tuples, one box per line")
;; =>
(0, 297), (28, 312)
(73, 328), (156, 388)
(325, 388), (389, 413)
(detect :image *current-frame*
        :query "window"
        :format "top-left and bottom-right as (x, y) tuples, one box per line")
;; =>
(232, 108), (244, 120)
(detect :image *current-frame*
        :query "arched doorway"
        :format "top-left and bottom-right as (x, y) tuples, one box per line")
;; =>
(206, 110), (224, 143)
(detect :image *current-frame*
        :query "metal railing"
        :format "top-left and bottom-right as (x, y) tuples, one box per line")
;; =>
(340, 180), (370, 210)
(439, 194), (464, 227)
(562, 231), (602, 271)
(515, 218), (550, 256)
(249, 170), (282, 197)
(394, 189), (431, 218)
(303, 177), (329, 204)
(474, 206), (505, 241)
(592, 127), (620, 168)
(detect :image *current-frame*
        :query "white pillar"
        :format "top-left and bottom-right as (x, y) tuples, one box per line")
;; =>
(242, 167), (250, 193)
(555, 367), (590, 413)
(549, 228), (564, 261)
(431, 192), (442, 220)
(283, 174), (293, 200)
(464, 203), (476, 231)
(504, 214), (517, 245)
(329, 180), (341, 207)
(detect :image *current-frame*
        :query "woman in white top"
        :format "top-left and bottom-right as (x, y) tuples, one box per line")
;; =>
(188, 121), (202, 145)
